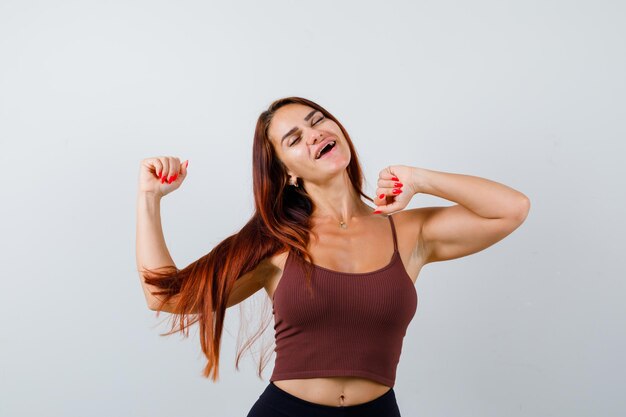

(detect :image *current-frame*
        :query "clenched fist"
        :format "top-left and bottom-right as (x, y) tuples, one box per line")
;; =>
(138, 156), (189, 198)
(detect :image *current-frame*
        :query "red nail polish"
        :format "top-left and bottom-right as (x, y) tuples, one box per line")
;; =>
(391, 176), (399, 181)
(373, 210), (382, 214)
(394, 182), (403, 188)
(392, 188), (401, 194)
(379, 193), (385, 199)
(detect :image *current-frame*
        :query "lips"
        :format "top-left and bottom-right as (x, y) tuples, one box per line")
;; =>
(314, 137), (336, 160)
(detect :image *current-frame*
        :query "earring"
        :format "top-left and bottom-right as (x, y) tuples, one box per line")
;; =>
(290, 177), (299, 187)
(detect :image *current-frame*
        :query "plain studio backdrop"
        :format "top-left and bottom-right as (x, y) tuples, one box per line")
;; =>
(1, 0), (624, 416)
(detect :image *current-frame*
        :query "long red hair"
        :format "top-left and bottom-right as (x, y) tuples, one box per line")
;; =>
(141, 96), (374, 382)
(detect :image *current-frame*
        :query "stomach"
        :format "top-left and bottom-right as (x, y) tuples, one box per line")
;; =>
(272, 376), (392, 407)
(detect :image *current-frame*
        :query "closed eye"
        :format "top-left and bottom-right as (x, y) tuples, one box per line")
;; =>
(289, 116), (325, 146)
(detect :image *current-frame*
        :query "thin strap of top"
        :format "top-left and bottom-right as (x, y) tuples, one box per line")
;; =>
(388, 215), (398, 252)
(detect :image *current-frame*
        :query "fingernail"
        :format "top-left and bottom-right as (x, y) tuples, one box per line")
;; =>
(391, 176), (399, 181)
(392, 188), (402, 194)
(379, 193), (385, 199)
(394, 182), (403, 188)
(373, 210), (382, 214)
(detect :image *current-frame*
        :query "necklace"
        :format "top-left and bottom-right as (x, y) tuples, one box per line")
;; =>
(313, 214), (349, 228)
(314, 211), (371, 229)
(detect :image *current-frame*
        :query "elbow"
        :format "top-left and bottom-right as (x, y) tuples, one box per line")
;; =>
(513, 196), (531, 223)
(146, 295), (166, 312)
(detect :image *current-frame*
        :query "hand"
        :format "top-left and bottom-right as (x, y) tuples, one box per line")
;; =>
(372, 165), (420, 214)
(138, 156), (189, 198)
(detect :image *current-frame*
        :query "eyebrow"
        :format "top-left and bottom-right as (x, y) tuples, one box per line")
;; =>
(281, 109), (320, 145)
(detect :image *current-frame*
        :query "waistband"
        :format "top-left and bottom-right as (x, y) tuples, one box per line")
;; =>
(258, 381), (400, 416)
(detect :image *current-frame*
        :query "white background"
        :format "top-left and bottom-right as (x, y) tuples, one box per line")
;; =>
(1, 0), (624, 416)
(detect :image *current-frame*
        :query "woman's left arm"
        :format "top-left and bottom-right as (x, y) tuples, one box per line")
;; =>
(377, 166), (531, 264)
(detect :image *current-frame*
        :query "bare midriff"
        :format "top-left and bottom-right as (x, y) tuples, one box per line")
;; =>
(272, 376), (392, 407)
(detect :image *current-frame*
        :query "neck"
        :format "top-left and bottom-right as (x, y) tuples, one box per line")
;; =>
(305, 173), (373, 225)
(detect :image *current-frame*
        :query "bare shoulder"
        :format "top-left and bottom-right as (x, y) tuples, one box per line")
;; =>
(391, 208), (429, 228)
(260, 249), (289, 300)
(388, 209), (432, 281)
(266, 248), (290, 271)
(225, 252), (284, 309)
(240, 251), (285, 287)
(390, 208), (430, 256)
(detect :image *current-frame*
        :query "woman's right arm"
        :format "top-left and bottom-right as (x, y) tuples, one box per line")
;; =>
(134, 157), (272, 312)
(135, 157), (188, 311)
(136, 191), (178, 310)
(136, 188), (275, 313)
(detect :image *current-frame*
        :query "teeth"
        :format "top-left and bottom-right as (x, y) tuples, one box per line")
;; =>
(316, 141), (336, 159)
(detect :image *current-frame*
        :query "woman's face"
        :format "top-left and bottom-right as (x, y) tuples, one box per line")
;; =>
(267, 103), (350, 186)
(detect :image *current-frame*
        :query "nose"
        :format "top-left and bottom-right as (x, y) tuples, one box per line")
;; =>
(306, 129), (324, 145)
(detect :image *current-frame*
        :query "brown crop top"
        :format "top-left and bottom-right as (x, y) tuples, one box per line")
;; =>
(270, 214), (418, 388)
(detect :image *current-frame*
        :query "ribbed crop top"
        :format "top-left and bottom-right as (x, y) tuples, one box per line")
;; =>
(270, 215), (418, 388)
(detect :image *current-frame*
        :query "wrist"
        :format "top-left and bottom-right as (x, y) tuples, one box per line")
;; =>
(409, 167), (430, 194)
(138, 190), (163, 202)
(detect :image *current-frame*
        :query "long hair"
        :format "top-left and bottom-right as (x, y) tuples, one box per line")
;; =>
(140, 96), (374, 382)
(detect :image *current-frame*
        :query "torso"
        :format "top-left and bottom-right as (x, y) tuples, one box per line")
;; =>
(262, 211), (426, 407)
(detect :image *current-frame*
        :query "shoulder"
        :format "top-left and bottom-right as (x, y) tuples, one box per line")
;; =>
(389, 208), (430, 234)
(266, 249), (290, 272)
(258, 249), (290, 300)
(389, 209), (431, 260)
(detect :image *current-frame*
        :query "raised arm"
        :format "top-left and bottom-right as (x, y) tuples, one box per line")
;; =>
(411, 168), (530, 264)
(372, 165), (530, 265)
(135, 156), (188, 311)
(135, 191), (179, 310)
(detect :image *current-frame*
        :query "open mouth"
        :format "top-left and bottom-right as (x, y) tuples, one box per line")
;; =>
(315, 141), (336, 159)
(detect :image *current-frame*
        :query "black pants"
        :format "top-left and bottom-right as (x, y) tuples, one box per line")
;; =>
(245, 381), (402, 417)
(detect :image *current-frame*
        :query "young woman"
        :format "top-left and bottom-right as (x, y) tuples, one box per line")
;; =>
(136, 96), (530, 416)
